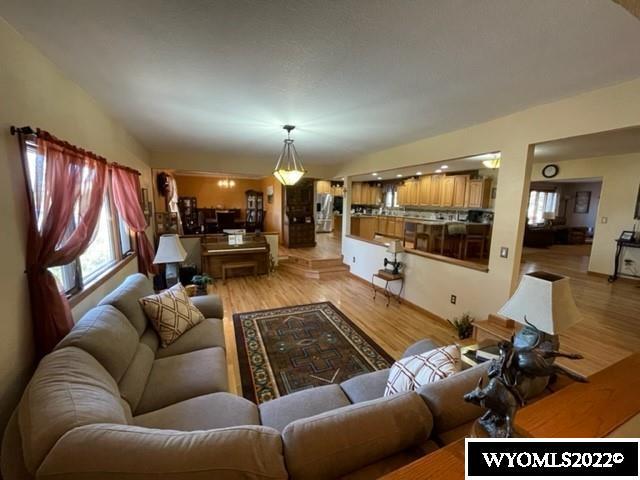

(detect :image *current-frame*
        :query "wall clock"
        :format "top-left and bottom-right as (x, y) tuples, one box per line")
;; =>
(542, 164), (559, 179)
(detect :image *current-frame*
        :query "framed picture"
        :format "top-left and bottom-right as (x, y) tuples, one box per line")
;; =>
(634, 185), (640, 220)
(574, 191), (591, 214)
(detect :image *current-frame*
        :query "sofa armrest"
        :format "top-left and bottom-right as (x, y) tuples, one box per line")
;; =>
(190, 294), (224, 319)
(282, 391), (432, 480)
(417, 362), (490, 434)
(401, 339), (439, 358)
(37, 424), (286, 479)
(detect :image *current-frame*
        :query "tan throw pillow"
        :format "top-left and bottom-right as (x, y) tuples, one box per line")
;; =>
(139, 283), (204, 347)
(384, 345), (460, 396)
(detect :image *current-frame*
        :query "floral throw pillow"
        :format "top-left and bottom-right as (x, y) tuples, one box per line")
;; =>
(384, 345), (460, 396)
(139, 283), (204, 347)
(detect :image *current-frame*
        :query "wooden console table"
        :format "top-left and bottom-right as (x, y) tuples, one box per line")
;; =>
(382, 353), (640, 479)
(372, 269), (404, 307)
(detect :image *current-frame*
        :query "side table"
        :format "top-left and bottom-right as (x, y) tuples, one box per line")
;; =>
(372, 269), (404, 307)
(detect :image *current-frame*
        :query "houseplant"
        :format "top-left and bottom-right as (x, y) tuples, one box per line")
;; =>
(191, 273), (213, 295)
(448, 313), (475, 340)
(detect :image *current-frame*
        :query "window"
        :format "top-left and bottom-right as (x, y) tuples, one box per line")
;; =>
(527, 190), (558, 225)
(23, 142), (136, 296)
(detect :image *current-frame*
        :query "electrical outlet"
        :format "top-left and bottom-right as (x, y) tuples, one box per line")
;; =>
(450, 294), (457, 305)
(352, 256), (356, 263)
(500, 247), (509, 258)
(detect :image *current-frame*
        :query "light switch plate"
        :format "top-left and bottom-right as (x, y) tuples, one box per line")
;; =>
(500, 247), (509, 258)
(601, 217), (608, 224)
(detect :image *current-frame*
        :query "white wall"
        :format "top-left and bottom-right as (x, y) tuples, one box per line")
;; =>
(338, 78), (640, 321)
(0, 18), (152, 438)
(531, 154), (640, 276)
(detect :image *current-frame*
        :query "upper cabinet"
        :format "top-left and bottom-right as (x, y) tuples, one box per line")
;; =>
(467, 178), (492, 208)
(330, 183), (344, 197)
(396, 174), (491, 208)
(316, 180), (331, 194)
(351, 182), (382, 205)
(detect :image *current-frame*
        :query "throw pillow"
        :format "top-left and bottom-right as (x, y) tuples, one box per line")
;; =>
(139, 283), (204, 347)
(384, 345), (460, 396)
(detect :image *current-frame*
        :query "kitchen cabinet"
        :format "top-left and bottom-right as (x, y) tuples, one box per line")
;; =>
(440, 176), (455, 207)
(430, 175), (443, 206)
(331, 184), (344, 197)
(467, 178), (492, 208)
(394, 218), (404, 237)
(419, 175), (432, 205)
(408, 179), (420, 205)
(453, 175), (469, 208)
(350, 216), (376, 240)
(397, 183), (408, 206)
(377, 216), (388, 235)
(351, 182), (362, 204)
(316, 180), (331, 194)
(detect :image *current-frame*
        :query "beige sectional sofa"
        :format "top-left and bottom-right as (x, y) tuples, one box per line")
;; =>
(2, 273), (492, 479)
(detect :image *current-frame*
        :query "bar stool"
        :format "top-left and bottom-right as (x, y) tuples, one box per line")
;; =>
(463, 224), (487, 259)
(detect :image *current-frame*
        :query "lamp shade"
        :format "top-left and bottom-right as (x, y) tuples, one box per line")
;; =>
(498, 271), (581, 334)
(386, 240), (404, 254)
(153, 234), (187, 264)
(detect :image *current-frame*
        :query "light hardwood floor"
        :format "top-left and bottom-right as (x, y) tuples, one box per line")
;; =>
(213, 242), (639, 395)
(521, 244), (638, 376)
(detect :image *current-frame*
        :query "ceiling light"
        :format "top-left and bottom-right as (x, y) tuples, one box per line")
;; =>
(372, 172), (378, 176)
(416, 171), (422, 175)
(435, 169), (442, 173)
(482, 154), (501, 169)
(396, 174), (402, 178)
(273, 125), (306, 186)
(217, 177), (236, 188)
(441, 165), (449, 169)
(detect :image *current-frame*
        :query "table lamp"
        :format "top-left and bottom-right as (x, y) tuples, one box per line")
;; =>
(384, 240), (404, 275)
(498, 271), (581, 350)
(154, 234), (187, 287)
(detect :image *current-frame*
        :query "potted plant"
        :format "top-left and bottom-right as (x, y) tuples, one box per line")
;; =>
(191, 273), (213, 295)
(448, 313), (475, 340)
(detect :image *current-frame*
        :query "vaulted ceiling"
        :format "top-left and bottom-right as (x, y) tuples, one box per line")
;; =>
(2, 0), (639, 167)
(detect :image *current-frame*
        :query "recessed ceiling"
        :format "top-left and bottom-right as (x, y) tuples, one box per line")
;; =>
(533, 126), (640, 163)
(2, 0), (639, 166)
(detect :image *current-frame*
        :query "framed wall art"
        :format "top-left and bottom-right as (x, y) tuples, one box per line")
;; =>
(574, 191), (591, 214)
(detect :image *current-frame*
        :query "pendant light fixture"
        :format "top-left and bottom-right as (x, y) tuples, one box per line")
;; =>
(273, 125), (306, 186)
(217, 177), (236, 188)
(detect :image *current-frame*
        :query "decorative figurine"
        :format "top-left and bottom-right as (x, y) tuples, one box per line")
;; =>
(463, 320), (586, 437)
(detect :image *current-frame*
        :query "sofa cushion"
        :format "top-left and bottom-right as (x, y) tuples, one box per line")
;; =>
(136, 347), (228, 414)
(18, 347), (128, 475)
(385, 345), (460, 396)
(259, 384), (351, 432)
(282, 391), (433, 480)
(99, 273), (154, 337)
(189, 294), (224, 320)
(139, 283), (205, 347)
(134, 393), (259, 431)
(118, 342), (155, 412)
(155, 318), (225, 359)
(340, 368), (390, 403)
(37, 424), (288, 479)
(139, 327), (160, 354)
(417, 362), (490, 433)
(55, 305), (139, 382)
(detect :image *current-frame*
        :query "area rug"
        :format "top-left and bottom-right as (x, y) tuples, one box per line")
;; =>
(233, 302), (394, 404)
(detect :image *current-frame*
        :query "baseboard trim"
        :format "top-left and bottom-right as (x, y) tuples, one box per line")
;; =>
(587, 270), (640, 283)
(347, 272), (449, 326)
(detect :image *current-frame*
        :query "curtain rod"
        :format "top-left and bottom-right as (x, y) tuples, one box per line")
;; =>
(10, 125), (141, 176)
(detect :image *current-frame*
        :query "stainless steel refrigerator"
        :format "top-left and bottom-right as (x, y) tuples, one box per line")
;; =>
(315, 193), (334, 233)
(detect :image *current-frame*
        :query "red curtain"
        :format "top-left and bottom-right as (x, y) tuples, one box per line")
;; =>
(24, 132), (107, 357)
(111, 164), (157, 275)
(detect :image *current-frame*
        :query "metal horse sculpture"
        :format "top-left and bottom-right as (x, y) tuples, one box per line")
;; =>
(464, 320), (586, 437)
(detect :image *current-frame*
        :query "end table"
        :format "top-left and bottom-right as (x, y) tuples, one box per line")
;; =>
(372, 269), (404, 307)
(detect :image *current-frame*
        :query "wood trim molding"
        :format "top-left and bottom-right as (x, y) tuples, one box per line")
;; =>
(612, 0), (640, 20)
(347, 272), (450, 328)
(68, 254), (136, 308)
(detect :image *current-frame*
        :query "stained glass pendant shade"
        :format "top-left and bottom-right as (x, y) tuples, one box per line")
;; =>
(273, 125), (306, 186)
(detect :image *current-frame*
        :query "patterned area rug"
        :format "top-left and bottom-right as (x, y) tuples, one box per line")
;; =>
(233, 302), (394, 404)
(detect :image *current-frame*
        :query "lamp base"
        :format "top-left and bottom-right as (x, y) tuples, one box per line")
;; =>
(513, 325), (559, 352)
(165, 262), (180, 288)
